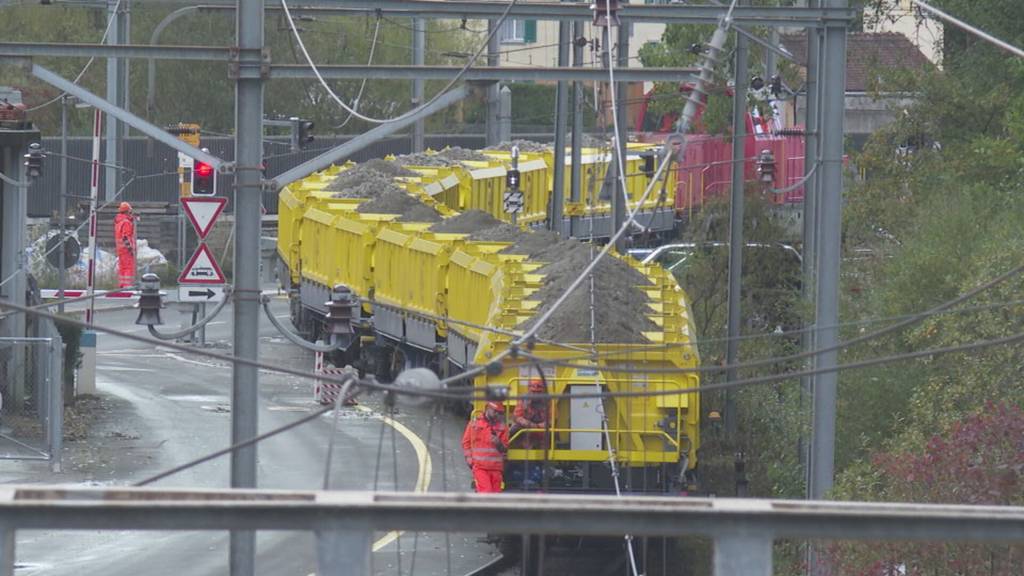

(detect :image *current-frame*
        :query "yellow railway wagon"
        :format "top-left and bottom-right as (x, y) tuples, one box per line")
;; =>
(278, 152), (701, 494)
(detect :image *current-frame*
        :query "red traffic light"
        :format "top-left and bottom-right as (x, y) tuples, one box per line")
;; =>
(195, 162), (213, 178)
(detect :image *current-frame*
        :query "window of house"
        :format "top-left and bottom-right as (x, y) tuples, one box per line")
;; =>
(500, 19), (536, 44)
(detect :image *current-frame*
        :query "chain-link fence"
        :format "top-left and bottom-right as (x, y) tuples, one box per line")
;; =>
(0, 334), (63, 472)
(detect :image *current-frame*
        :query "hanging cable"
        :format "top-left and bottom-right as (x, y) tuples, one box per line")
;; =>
(334, 13), (382, 130)
(147, 289), (233, 341)
(280, 0), (520, 125)
(261, 295), (346, 352)
(322, 377), (358, 490)
(604, 0), (635, 215)
(25, 0), (122, 111)
(598, 397), (641, 576)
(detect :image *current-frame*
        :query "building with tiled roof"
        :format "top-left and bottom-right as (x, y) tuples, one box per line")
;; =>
(779, 32), (934, 146)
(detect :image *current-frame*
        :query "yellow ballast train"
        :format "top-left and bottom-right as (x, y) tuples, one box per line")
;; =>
(277, 146), (700, 493)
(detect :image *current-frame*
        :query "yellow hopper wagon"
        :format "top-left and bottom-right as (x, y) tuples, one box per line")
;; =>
(278, 147), (700, 494)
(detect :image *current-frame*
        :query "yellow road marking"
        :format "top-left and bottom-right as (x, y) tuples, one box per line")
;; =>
(356, 405), (432, 552)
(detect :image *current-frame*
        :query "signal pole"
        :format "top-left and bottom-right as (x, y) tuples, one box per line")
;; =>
(725, 10), (749, 436)
(231, 0), (264, 573)
(412, 18), (426, 153)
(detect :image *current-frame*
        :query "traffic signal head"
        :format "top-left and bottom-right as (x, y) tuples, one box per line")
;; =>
(298, 120), (314, 149)
(191, 160), (216, 196)
(23, 142), (45, 179)
(505, 168), (520, 191)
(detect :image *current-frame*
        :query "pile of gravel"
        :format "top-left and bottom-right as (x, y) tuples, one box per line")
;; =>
(326, 159), (417, 198)
(356, 188), (442, 222)
(515, 240), (657, 344)
(397, 147), (491, 167)
(429, 209), (657, 344)
(430, 209), (504, 234)
(582, 135), (613, 148)
(429, 210), (525, 242)
(486, 139), (551, 153)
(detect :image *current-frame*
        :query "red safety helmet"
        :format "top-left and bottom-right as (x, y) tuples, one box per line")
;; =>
(528, 378), (545, 392)
(118, 201), (132, 213)
(486, 401), (505, 413)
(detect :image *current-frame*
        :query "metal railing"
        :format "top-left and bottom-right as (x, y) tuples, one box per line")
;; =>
(0, 337), (62, 472)
(0, 487), (1021, 576)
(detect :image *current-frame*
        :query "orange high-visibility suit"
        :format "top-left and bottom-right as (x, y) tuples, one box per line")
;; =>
(114, 203), (136, 288)
(462, 404), (509, 493)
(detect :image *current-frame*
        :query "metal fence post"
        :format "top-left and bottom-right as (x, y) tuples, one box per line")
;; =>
(48, 339), (63, 473)
(0, 526), (12, 576)
(714, 533), (772, 576)
(316, 528), (371, 576)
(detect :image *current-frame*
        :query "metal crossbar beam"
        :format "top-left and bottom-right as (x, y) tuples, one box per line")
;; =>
(115, 0), (851, 26)
(0, 42), (230, 61)
(269, 64), (698, 83)
(2, 488), (1024, 543)
(30, 64), (228, 171)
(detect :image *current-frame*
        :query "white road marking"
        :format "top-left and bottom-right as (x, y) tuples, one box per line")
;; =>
(356, 405), (432, 552)
(97, 366), (155, 373)
(306, 406), (433, 576)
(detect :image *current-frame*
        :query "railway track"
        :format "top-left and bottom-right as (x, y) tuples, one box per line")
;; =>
(461, 538), (633, 576)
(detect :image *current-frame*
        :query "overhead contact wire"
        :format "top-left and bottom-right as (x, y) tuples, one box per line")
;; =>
(280, 0), (520, 125)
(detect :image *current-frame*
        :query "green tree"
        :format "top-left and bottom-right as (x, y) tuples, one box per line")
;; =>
(832, 0), (1024, 536)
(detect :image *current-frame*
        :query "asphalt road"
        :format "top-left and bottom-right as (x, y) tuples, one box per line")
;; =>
(9, 296), (498, 576)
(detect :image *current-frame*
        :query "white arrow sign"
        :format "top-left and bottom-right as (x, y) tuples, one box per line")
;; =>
(181, 197), (228, 239)
(179, 244), (227, 285)
(178, 285), (226, 302)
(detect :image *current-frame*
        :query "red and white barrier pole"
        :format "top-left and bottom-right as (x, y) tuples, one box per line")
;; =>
(85, 109), (102, 325)
(314, 346), (324, 403)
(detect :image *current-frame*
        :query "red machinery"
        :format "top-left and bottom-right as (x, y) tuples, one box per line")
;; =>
(634, 86), (806, 216)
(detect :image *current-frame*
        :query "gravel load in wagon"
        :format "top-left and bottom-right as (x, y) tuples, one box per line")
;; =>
(485, 139), (551, 153)
(430, 210), (656, 343)
(396, 147), (491, 167)
(326, 159), (416, 197)
(355, 188), (442, 222)
(430, 210), (524, 242)
(516, 239), (657, 344)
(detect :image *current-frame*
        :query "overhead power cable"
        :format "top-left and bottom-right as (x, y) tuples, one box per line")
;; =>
(0, 298), (483, 403)
(537, 259), (1024, 369)
(518, 328), (1024, 401)
(25, 0), (121, 112)
(550, 298), (1024, 361)
(335, 13), (382, 130)
(128, 314), (1024, 488)
(3, 283), (1021, 408)
(279, 0), (519, 125)
(512, 1), (735, 347)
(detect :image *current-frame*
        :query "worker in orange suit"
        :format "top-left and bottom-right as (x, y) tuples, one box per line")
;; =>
(462, 401), (509, 493)
(114, 202), (137, 288)
(511, 378), (550, 449)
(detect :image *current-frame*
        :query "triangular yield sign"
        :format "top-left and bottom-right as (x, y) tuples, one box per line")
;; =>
(178, 244), (227, 284)
(181, 197), (228, 239)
